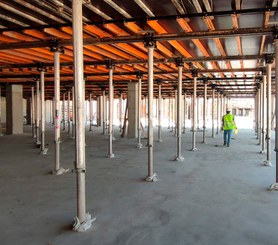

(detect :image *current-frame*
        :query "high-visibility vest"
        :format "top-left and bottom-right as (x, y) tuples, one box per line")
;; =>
(223, 114), (236, 130)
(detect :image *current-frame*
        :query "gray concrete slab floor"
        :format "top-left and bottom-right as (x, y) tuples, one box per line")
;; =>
(0, 125), (278, 245)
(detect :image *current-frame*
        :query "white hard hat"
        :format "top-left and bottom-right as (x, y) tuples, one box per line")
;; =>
(226, 108), (231, 112)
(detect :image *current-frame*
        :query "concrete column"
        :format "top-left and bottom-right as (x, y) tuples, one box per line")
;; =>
(211, 85), (215, 138)
(6, 84), (23, 134)
(202, 79), (207, 143)
(191, 69), (198, 151)
(127, 82), (138, 138)
(157, 80), (162, 143)
(176, 60), (184, 161)
(40, 69), (48, 155)
(72, 0), (94, 232)
(144, 35), (157, 182)
(137, 74), (143, 148)
(107, 64), (115, 158)
(264, 55), (273, 167)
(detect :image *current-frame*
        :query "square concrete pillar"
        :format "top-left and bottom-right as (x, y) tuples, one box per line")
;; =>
(6, 84), (23, 134)
(127, 82), (138, 138)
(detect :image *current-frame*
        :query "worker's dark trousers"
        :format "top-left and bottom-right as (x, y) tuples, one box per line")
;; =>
(223, 129), (233, 146)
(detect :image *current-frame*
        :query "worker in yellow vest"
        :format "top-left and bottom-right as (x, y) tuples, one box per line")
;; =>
(222, 108), (237, 147)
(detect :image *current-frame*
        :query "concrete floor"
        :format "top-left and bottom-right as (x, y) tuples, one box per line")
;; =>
(0, 124), (278, 245)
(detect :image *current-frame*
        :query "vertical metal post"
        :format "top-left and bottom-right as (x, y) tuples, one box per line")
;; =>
(270, 37), (278, 190)
(72, 0), (94, 232)
(137, 74), (143, 148)
(102, 89), (106, 135)
(197, 95), (200, 130)
(72, 86), (75, 139)
(264, 55), (273, 166)
(157, 80), (162, 142)
(0, 87), (2, 136)
(211, 85), (215, 138)
(257, 83), (261, 144)
(174, 88), (177, 136)
(36, 79), (41, 146)
(144, 34), (157, 182)
(108, 64), (115, 158)
(183, 91), (187, 134)
(89, 93), (93, 131)
(176, 60), (184, 161)
(119, 92), (122, 132)
(40, 69), (48, 154)
(261, 73), (266, 152)
(191, 69), (198, 151)
(216, 91), (220, 134)
(62, 93), (66, 131)
(168, 95), (171, 129)
(68, 90), (71, 133)
(31, 86), (35, 138)
(202, 79), (207, 143)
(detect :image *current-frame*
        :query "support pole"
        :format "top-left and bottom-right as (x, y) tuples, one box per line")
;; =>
(264, 54), (274, 167)
(191, 69), (198, 151)
(157, 79), (162, 142)
(72, 0), (94, 232)
(261, 71), (266, 152)
(144, 34), (158, 182)
(31, 86), (35, 138)
(174, 88), (177, 136)
(72, 86), (75, 139)
(68, 90), (71, 133)
(175, 59), (184, 161)
(119, 92), (123, 132)
(62, 93), (66, 131)
(270, 37), (278, 190)
(35, 79), (41, 147)
(197, 94), (200, 130)
(0, 87), (2, 136)
(107, 63), (115, 158)
(137, 73), (143, 148)
(89, 92), (93, 131)
(202, 79), (207, 143)
(39, 68), (48, 154)
(52, 47), (68, 175)
(183, 91), (187, 134)
(216, 91), (220, 134)
(211, 85), (215, 138)
(168, 95), (171, 129)
(257, 81), (261, 145)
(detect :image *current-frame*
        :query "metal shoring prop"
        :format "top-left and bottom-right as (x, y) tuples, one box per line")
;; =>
(182, 90), (187, 134)
(0, 87), (2, 136)
(202, 78), (208, 143)
(72, 0), (94, 232)
(257, 81), (261, 144)
(168, 94), (171, 129)
(35, 78), (41, 147)
(261, 73), (266, 152)
(107, 61), (115, 158)
(174, 87), (177, 136)
(216, 91), (220, 135)
(191, 69), (198, 151)
(270, 35), (278, 190)
(52, 47), (68, 175)
(119, 91), (123, 132)
(144, 34), (158, 182)
(67, 90), (71, 133)
(264, 54), (274, 167)
(157, 79), (163, 143)
(39, 67), (48, 155)
(71, 86), (75, 139)
(255, 88), (258, 134)
(31, 86), (35, 138)
(175, 58), (184, 161)
(89, 92), (93, 131)
(197, 94), (200, 130)
(211, 84), (216, 138)
(137, 73), (143, 148)
(101, 87), (106, 135)
(62, 92), (66, 131)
